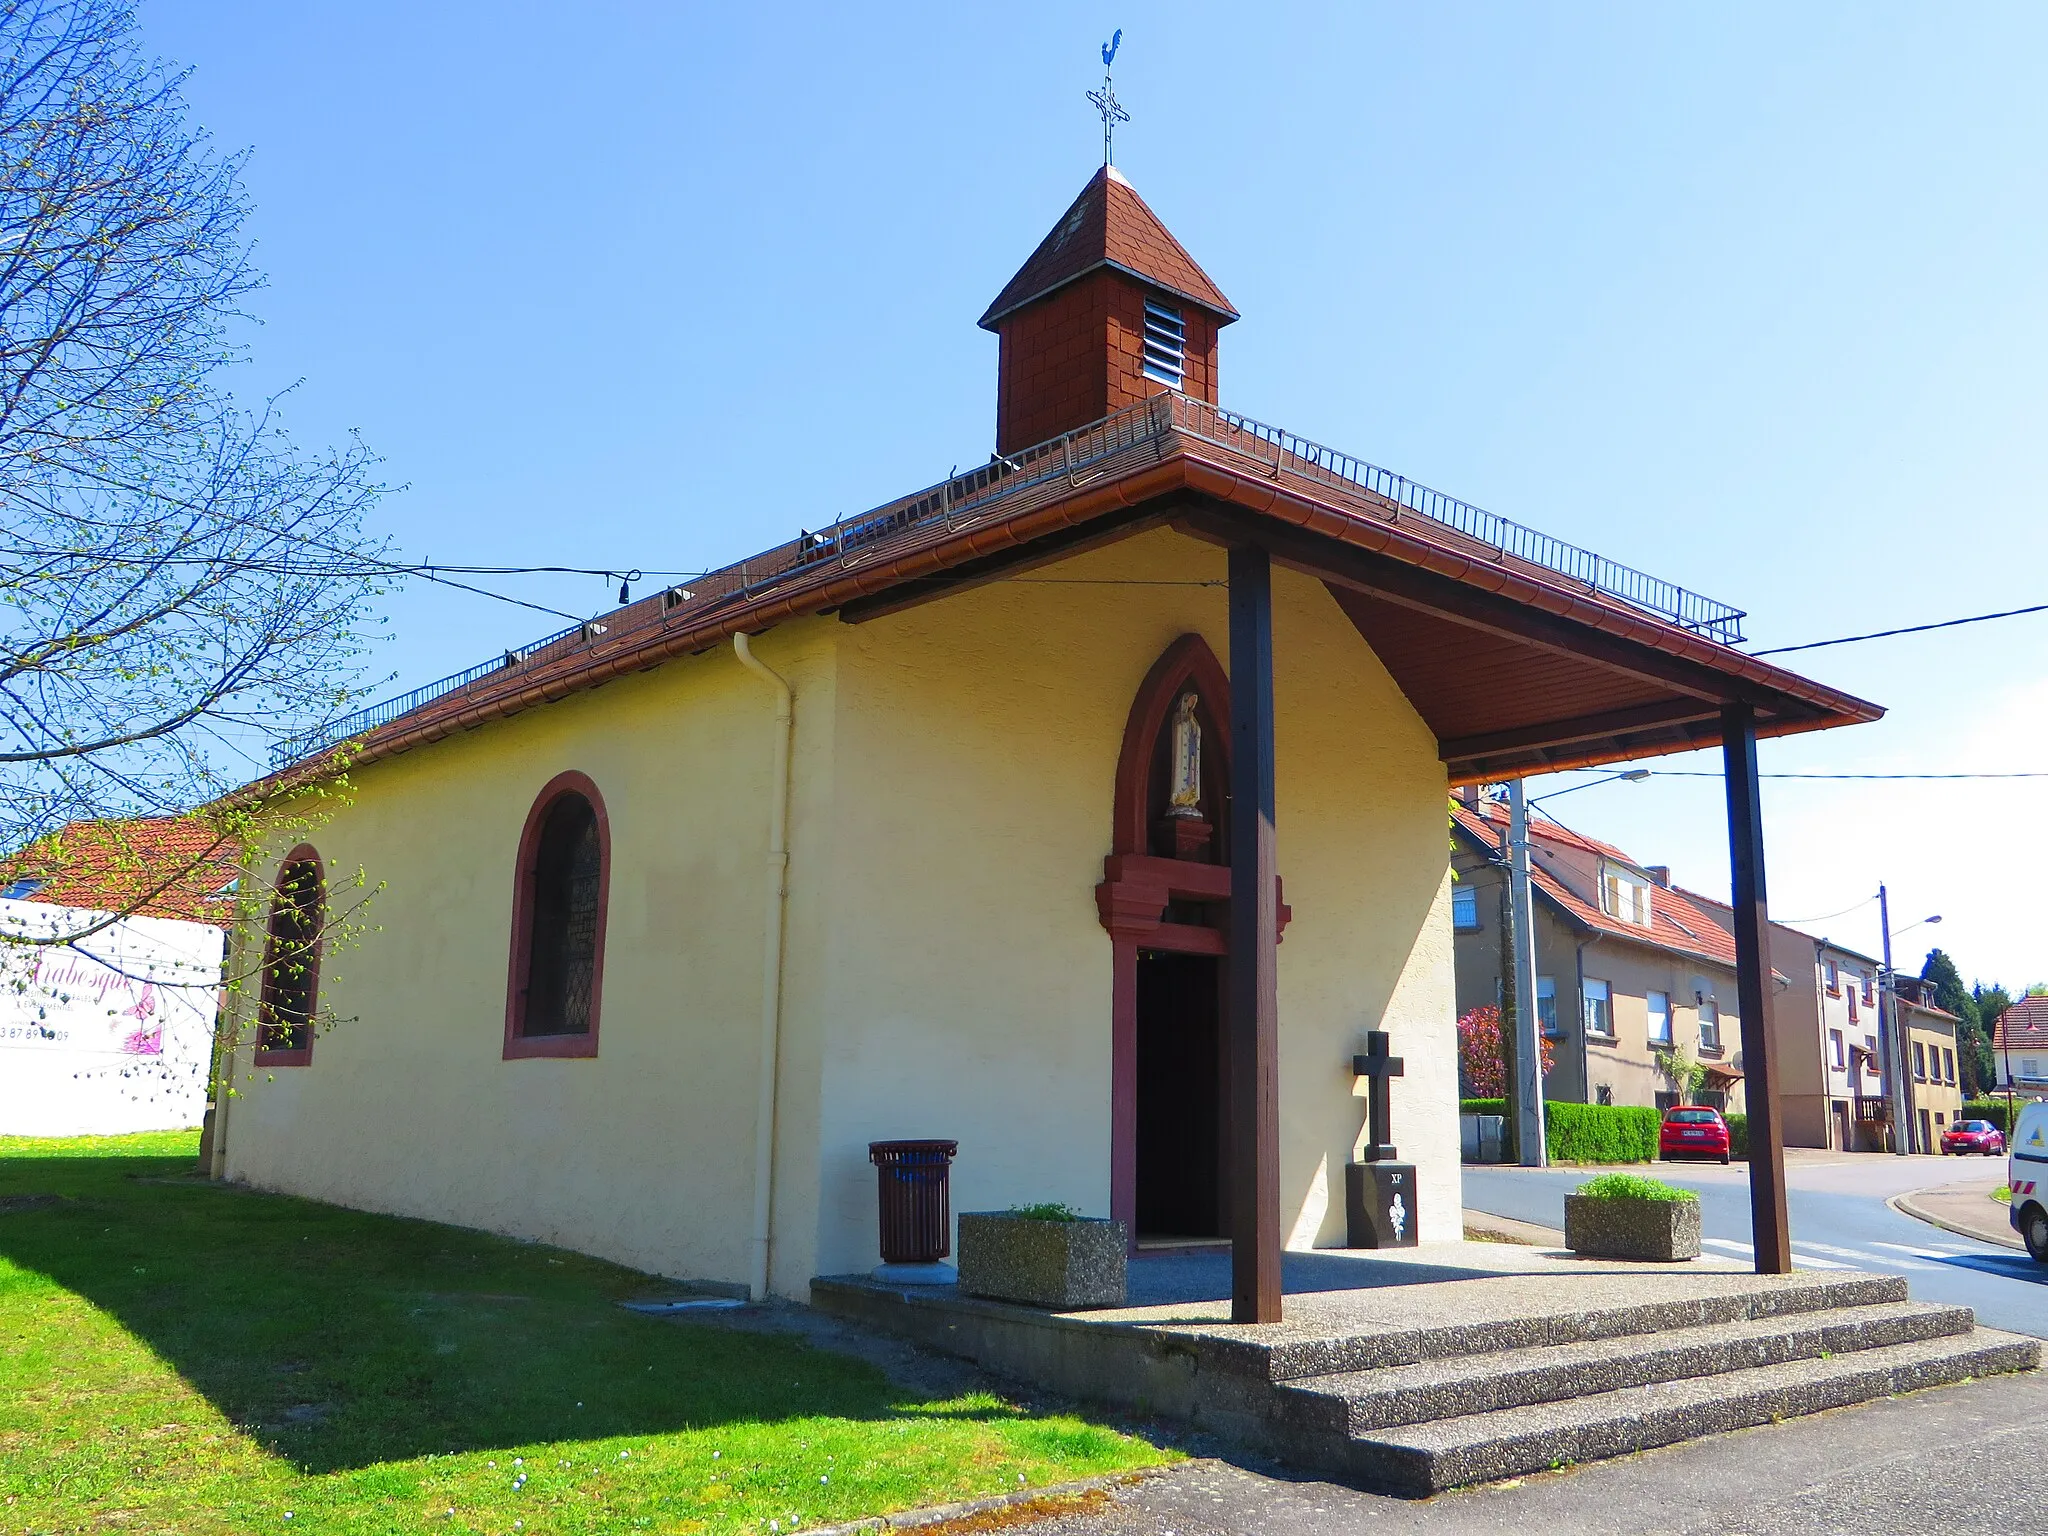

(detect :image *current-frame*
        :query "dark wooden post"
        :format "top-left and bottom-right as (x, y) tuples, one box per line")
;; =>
(1228, 543), (1283, 1323)
(1723, 702), (1791, 1274)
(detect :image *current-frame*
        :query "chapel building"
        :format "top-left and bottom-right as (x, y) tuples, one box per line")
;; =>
(212, 164), (1878, 1305)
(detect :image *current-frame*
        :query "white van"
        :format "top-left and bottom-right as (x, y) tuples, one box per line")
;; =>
(2010, 1101), (2048, 1262)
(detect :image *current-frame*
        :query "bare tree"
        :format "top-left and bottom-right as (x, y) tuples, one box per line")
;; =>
(0, 0), (389, 938)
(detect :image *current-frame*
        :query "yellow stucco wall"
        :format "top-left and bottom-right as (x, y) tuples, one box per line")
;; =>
(218, 627), (838, 1288)
(805, 527), (1458, 1277)
(220, 523), (1459, 1295)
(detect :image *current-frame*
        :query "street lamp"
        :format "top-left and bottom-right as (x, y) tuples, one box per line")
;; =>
(1528, 769), (1651, 806)
(1500, 768), (1651, 1168)
(1877, 891), (1941, 1156)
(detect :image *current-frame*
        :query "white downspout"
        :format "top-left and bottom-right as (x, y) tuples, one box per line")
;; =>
(734, 632), (793, 1302)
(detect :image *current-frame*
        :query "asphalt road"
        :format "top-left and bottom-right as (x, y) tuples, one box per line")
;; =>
(1462, 1153), (2047, 1337)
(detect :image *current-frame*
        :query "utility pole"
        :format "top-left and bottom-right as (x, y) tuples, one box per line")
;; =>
(1877, 884), (1910, 1155)
(1507, 780), (1546, 1167)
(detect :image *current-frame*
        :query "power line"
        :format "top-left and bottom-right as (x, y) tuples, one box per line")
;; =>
(1777, 895), (1878, 925)
(1752, 601), (2048, 656)
(1647, 771), (2048, 781)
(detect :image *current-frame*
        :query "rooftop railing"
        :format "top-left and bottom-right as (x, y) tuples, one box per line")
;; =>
(271, 393), (1746, 767)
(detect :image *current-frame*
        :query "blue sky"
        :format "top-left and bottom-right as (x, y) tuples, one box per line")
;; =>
(144, 2), (2047, 986)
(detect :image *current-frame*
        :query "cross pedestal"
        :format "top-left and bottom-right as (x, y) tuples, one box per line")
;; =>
(1345, 1031), (1419, 1248)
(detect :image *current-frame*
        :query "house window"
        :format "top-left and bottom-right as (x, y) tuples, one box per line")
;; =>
(1829, 1029), (1845, 1070)
(1583, 978), (1613, 1038)
(255, 848), (324, 1066)
(1, 877), (45, 899)
(1595, 1084), (1613, 1106)
(1846, 986), (1859, 1024)
(1861, 973), (1875, 1006)
(1537, 976), (1558, 1036)
(1140, 297), (1185, 387)
(1911, 1041), (1926, 1080)
(1451, 884), (1480, 931)
(1825, 959), (1840, 996)
(1647, 990), (1672, 1046)
(1601, 864), (1653, 926)
(1698, 998), (1722, 1053)
(1943, 1047), (1955, 1084)
(505, 773), (611, 1059)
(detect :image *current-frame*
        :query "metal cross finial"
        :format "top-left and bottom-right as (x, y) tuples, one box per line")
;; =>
(1085, 30), (1129, 167)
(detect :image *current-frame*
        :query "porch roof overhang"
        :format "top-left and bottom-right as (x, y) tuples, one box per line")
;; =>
(273, 394), (1880, 785)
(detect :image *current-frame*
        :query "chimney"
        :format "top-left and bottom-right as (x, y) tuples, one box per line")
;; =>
(1646, 865), (1671, 888)
(979, 166), (1236, 457)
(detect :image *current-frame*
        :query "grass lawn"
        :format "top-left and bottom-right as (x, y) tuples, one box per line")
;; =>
(0, 1133), (1171, 1535)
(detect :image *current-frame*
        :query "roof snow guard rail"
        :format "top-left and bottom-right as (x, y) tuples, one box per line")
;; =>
(1173, 397), (1748, 646)
(271, 393), (1745, 768)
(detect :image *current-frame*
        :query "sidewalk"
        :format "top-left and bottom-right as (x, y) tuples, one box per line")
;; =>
(1892, 1172), (2020, 1251)
(1001, 1369), (2048, 1534)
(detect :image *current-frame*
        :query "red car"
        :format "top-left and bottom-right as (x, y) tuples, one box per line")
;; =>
(1660, 1106), (1731, 1164)
(1941, 1118), (2006, 1156)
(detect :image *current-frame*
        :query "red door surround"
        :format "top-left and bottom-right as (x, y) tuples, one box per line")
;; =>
(1098, 635), (1288, 1242)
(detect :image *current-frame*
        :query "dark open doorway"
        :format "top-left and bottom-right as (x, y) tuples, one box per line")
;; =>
(1134, 950), (1225, 1240)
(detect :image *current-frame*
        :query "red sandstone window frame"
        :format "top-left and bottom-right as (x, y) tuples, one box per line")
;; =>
(502, 770), (611, 1061)
(253, 844), (324, 1067)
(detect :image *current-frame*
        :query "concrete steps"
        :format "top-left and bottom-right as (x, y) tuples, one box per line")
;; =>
(1280, 1299), (1977, 1435)
(1260, 1290), (2038, 1496)
(813, 1260), (2039, 1499)
(1341, 1326), (2037, 1495)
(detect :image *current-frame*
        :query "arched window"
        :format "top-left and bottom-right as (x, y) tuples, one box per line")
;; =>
(254, 847), (323, 1066)
(504, 772), (610, 1059)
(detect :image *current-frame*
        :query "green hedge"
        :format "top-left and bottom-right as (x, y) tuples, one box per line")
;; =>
(1460, 1099), (1508, 1118)
(1545, 1102), (1661, 1164)
(1960, 1098), (2025, 1135)
(1724, 1112), (1749, 1160)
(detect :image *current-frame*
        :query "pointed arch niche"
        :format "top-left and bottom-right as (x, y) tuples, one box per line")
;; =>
(1095, 634), (1287, 1242)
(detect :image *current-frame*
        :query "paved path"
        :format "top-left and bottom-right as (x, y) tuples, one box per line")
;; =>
(1007, 1370), (2048, 1534)
(1462, 1154), (2045, 1337)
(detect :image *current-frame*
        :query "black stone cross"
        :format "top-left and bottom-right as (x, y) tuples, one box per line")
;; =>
(1352, 1030), (1405, 1163)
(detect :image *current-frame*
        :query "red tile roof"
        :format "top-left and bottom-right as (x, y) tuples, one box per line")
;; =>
(4, 817), (241, 927)
(1993, 996), (2048, 1052)
(1451, 799), (1739, 970)
(979, 166), (1237, 329)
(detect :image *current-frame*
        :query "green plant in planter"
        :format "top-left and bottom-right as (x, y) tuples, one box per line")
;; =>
(1008, 1201), (1082, 1222)
(1576, 1172), (1698, 1203)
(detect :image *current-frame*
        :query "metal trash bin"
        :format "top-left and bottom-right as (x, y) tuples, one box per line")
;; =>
(868, 1139), (958, 1264)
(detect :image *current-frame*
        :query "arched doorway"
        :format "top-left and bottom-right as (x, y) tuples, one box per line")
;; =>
(1097, 635), (1287, 1244)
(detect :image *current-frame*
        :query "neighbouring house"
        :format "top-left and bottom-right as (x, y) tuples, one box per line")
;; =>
(1993, 995), (2048, 1096)
(1758, 924), (1890, 1151)
(1894, 975), (1961, 1152)
(206, 161), (1878, 1307)
(0, 817), (236, 1136)
(1, 816), (241, 922)
(1449, 794), (1745, 1115)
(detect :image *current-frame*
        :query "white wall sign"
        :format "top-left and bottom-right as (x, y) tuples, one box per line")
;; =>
(0, 897), (226, 1136)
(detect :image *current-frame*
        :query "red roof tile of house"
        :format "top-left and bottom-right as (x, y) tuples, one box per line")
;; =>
(1993, 995), (2048, 1052)
(1451, 799), (1739, 970)
(979, 165), (1237, 329)
(4, 817), (241, 927)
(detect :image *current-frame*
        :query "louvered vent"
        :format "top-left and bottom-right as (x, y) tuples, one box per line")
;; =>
(1141, 297), (1185, 387)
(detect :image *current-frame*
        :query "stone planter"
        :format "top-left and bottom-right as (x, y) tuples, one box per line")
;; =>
(1563, 1193), (1701, 1262)
(956, 1212), (1129, 1309)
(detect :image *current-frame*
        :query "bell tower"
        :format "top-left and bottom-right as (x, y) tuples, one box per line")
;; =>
(979, 167), (1237, 457)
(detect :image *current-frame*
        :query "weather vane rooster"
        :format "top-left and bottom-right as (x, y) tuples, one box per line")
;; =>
(1086, 29), (1129, 168)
